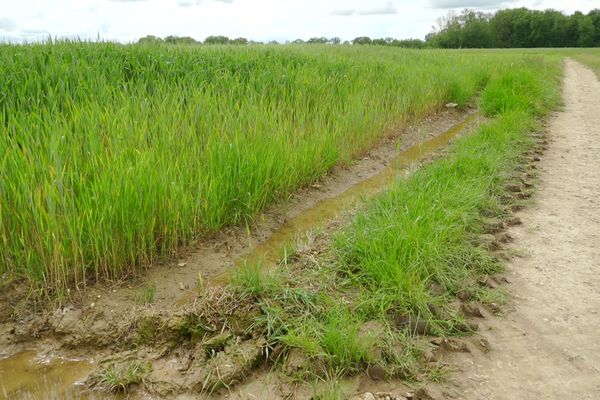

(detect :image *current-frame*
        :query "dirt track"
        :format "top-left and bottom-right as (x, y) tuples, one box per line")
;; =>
(440, 59), (600, 399)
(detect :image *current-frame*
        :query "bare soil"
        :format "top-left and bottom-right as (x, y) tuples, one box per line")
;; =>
(427, 59), (600, 399)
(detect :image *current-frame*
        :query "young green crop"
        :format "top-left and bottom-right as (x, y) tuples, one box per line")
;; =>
(0, 42), (527, 292)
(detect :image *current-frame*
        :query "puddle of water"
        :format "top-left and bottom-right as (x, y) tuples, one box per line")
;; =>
(0, 351), (96, 400)
(229, 113), (479, 276)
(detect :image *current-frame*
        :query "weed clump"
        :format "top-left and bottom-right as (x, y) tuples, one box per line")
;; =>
(135, 283), (156, 305)
(93, 361), (151, 393)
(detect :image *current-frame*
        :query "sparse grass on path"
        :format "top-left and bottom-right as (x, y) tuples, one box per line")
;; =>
(572, 49), (600, 77)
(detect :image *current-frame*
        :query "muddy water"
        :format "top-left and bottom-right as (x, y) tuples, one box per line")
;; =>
(231, 113), (479, 274)
(0, 351), (95, 399)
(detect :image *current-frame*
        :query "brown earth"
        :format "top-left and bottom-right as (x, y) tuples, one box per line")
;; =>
(427, 59), (600, 399)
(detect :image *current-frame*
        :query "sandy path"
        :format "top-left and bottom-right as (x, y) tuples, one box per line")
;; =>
(441, 59), (600, 399)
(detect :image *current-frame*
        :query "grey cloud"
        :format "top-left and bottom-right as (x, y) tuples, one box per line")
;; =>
(214, 0), (233, 3)
(178, 0), (202, 6)
(429, 0), (514, 8)
(0, 17), (16, 32)
(330, 9), (355, 16)
(21, 29), (48, 35)
(357, 2), (398, 16)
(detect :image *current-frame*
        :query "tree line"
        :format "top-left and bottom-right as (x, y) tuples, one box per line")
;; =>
(138, 34), (426, 48)
(138, 7), (600, 49)
(427, 8), (600, 48)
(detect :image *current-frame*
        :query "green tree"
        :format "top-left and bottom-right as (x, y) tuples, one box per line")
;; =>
(460, 10), (493, 48)
(427, 7), (595, 48)
(307, 37), (328, 44)
(578, 16), (596, 47)
(230, 37), (249, 45)
(352, 37), (372, 45)
(589, 9), (600, 45)
(204, 35), (230, 45)
(138, 35), (163, 44)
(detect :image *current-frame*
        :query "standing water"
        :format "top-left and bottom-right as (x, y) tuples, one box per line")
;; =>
(0, 351), (95, 399)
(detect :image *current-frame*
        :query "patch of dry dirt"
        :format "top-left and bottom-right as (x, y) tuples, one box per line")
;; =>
(432, 59), (600, 399)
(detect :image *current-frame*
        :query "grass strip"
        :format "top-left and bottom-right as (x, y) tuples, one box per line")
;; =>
(572, 49), (600, 77)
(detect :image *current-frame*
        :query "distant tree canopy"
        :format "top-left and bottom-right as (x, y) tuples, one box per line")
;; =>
(137, 35), (164, 44)
(203, 35), (230, 45)
(137, 35), (250, 45)
(137, 8), (599, 49)
(351, 36), (425, 48)
(427, 7), (600, 48)
(137, 34), (424, 48)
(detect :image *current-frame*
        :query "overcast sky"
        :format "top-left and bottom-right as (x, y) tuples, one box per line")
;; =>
(0, 0), (597, 43)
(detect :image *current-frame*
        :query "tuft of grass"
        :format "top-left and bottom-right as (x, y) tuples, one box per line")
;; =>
(427, 364), (452, 383)
(231, 264), (282, 298)
(135, 283), (156, 305)
(95, 361), (150, 392)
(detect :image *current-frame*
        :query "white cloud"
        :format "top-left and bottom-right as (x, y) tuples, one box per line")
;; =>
(177, 0), (202, 6)
(330, 9), (355, 16)
(357, 1), (398, 16)
(0, 18), (17, 32)
(429, 0), (516, 8)
(0, 0), (596, 43)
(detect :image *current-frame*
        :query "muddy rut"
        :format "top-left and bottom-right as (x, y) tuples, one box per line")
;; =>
(437, 59), (600, 399)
